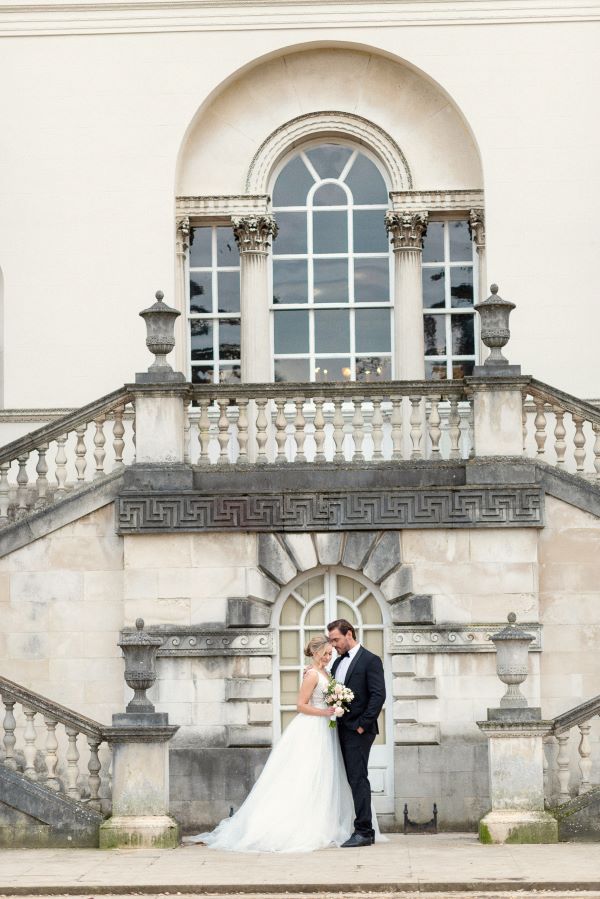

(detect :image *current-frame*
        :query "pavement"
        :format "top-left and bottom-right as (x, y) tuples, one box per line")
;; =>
(1, 834), (600, 897)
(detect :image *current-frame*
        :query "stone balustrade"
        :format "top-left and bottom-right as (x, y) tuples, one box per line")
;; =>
(0, 388), (135, 525)
(0, 676), (112, 813)
(522, 380), (600, 479)
(544, 694), (600, 806)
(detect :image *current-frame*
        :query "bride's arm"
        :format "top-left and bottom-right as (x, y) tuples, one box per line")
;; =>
(296, 670), (335, 717)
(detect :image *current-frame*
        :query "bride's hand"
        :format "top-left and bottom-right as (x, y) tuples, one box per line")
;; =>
(324, 707), (336, 717)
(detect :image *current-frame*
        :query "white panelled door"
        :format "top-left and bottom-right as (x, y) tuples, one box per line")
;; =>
(275, 567), (394, 814)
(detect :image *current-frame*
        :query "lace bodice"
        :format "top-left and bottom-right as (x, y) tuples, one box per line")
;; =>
(308, 669), (329, 710)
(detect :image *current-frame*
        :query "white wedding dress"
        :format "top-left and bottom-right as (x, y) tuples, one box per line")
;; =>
(184, 670), (356, 852)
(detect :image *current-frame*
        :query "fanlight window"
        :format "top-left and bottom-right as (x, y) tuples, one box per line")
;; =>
(271, 144), (393, 383)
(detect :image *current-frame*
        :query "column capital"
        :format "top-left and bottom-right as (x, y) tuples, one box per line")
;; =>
(469, 208), (485, 250)
(385, 210), (428, 250)
(175, 216), (190, 256)
(233, 215), (278, 254)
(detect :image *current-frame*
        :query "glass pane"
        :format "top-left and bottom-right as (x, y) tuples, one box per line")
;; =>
(280, 670), (300, 705)
(313, 183), (347, 206)
(451, 315), (475, 355)
(274, 212), (307, 255)
(345, 153), (388, 205)
(423, 315), (446, 356)
(189, 227), (212, 267)
(375, 710), (385, 746)
(449, 220), (472, 262)
(216, 228), (239, 265)
(297, 575), (325, 602)
(275, 358), (310, 382)
(281, 596), (303, 625)
(305, 600), (325, 626)
(190, 320), (213, 360)
(315, 358), (351, 382)
(219, 318), (241, 359)
(359, 594), (382, 624)
(423, 222), (444, 263)
(354, 258), (389, 302)
(274, 310), (309, 354)
(219, 365), (241, 384)
(314, 259), (348, 303)
(422, 268), (446, 309)
(305, 144), (353, 179)
(353, 210), (388, 253)
(356, 357), (391, 381)
(273, 155), (315, 207)
(314, 310), (350, 353)
(281, 709), (297, 732)
(217, 271), (240, 313)
(273, 260), (308, 305)
(280, 630), (300, 665)
(452, 360), (474, 378)
(450, 267), (474, 308)
(355, 309), (391, 353)
(336, 600), (357, 625)
(313, 211), (347, 253)
(363, 629), (383, 657)
(337, 575), (362, 602)
(191, 365), (214, 384)
(190, 274), (212, 314)
(425, 359), (448, 380)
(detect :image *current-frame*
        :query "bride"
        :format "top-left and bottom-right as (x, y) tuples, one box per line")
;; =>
(184, 634), (356, 852)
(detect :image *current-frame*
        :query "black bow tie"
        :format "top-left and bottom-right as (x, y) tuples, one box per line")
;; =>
(339, 651), (350, 660)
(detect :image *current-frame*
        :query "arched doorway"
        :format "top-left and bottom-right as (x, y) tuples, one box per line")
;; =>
(274, 566), (394, 814)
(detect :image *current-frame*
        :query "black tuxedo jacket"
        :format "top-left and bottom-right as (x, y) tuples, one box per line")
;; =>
(331, 646), (386, 735)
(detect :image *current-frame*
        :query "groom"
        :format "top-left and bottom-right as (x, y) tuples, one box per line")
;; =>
(328, 618), (386, 848)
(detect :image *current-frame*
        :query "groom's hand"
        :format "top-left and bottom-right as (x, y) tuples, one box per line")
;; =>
(356, 726), (365, 734)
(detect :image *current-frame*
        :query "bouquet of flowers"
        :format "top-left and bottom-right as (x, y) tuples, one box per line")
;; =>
(324, 674), (354, 729)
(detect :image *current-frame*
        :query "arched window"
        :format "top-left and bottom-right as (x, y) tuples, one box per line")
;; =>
(271, 143), (392, 383)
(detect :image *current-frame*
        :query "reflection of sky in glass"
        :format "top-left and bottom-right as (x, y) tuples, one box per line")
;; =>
(190, 320), (213, 360)
(313, 183), (347, 206)
(313, 259), (348, 303)
(422, 223), (444, 263)
(314, 310), (350, 353)
(190, 274), (212, 313)
(217, 272), (240, 313)
(345, 154), (388, 204)
(422, 268), (445, 309)
(313, 211), (347, 253)
(274, 212), (307, 255)
(275, 358), (310, 382)
(219, 318), (241, 359)
(354, 258), (389, 301)
(449, 221), (472, 261)
(273, 155), (315, 206)
(273, 260), (308, 304)
(305, 145), (353, 179)
(216, 227), (239, 265)
(355, 309), (390, 352)
(189, 228), (211, 267)
(450, 267), (474, 307)
(423, 315), (446, 356)
(353, 210), (387, 253)
(274, 310), (309, 354)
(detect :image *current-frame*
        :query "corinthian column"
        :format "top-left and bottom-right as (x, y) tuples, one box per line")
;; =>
(232, 215), (278, 383)
(385, 211), (428, 380)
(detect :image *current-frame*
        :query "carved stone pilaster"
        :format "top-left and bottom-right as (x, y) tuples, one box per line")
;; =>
(385, 211), (428, 251)
(175, 216), (190, 258)
(233, 215), (278, 255)
(469, 208), (485, 250)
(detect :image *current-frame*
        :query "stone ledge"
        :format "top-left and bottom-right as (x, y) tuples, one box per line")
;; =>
(388, 623), (543, 654)
(394, 723), (440, 745)
(120, 626), (275, 657)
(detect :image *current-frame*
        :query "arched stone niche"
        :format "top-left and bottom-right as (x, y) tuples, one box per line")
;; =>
(177, 46), (482, 196)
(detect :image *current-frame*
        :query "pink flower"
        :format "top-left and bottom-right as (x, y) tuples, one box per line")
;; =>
(334, 707), (345, 717)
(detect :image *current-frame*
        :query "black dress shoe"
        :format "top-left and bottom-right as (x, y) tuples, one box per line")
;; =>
(341, 832), (373, 847)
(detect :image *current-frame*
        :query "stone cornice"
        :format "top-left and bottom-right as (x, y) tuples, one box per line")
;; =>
(390, 189), (484, 214)
(176, 195), (270, 220)
(2, 2), (598, 37)
(130, 626), (276, 656)
(388, 623), (543, 654)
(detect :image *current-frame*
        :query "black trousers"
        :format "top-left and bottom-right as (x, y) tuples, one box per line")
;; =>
(338, 727), (376, 839)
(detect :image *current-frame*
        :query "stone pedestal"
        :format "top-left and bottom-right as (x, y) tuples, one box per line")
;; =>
(469, 377), (527, 457)
(130, 385), (188, 465)
(478, 719), (558, 844)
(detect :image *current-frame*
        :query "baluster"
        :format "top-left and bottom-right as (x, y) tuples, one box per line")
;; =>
(16, 453), (30, 518)
(44, 716), (60, 791)
(23, 707), (38, 780)
(427, 395), (442, 459)
(572, 414), (586, 472)
(294, 398), (306, 462)
(448, 397), (461, 461)
(556, 731), (571, 803)
(313, 398), (326, 463)
(87, 736), (102, 810)
(353, 398), (365, 463)
(2, 697), (17, 770)
(183, 406), (191, 465)
(390, 396), (403, 461)
(577, 723), (592, 794)
(216, 399), (230, 462)
(553, 407), (566, 467)
(543, 736), (549, 799)
(255, 398), (268, 462)
(131, 406), (137, 463)
(534, 399), (547, 456)
(35, 443), (49, 509)
(593, 423), (600, 481)
(65, 727), (81, 799)
(371, 397), (384, 462)
(237, 398), (249, 464)
(197, 399), (211, 464)
(332, 399), (344, 462)
(274, 398), (287, 462)
(522, 397), (528, 454)
(409, 396), (423, 460)
(93, 415), (106, 477)
(112, 405), (125, 468)
(0, 462), (10, 523)
(74, 424), (87, 482)
(342, 400), (355, 461)
(54, 435), (68, 498)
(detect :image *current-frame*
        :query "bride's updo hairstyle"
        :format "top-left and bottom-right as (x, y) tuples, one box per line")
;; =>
(304, 634), (330, 659)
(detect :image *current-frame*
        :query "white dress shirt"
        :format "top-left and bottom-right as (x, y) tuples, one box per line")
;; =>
(335, 642), (361, 684)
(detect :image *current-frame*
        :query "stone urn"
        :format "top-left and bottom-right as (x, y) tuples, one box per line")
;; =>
(139, 290), (181, 375)
(119, 618), (163, 714)
(474, 284), (516, 368)
(491, 612), (535, 708)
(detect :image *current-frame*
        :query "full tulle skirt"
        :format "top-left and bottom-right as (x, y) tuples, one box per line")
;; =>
(185, 712), (355, 852)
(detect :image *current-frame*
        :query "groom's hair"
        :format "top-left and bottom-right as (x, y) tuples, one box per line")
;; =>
(327, 618), (356, 639)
